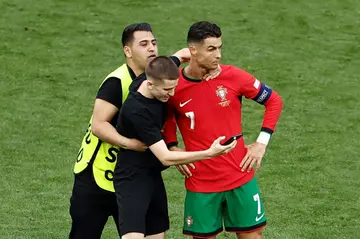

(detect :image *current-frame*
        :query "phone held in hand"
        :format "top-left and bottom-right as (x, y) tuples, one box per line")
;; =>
(221, 133), (243, 145)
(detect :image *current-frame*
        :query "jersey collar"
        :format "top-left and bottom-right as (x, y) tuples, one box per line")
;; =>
(182, 68), (202, 83)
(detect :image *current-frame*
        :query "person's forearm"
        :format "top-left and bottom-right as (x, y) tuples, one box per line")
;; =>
(159, 150), (210, 166)
(172, 48), (189, 65)
(169, 146), (185, 152)
(92, 121), (128, 149)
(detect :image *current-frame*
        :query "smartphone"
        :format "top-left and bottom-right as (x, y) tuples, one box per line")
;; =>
(221, 133), (243, 145)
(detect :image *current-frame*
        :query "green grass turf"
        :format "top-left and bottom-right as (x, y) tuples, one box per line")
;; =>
(0, 0), (359, 238)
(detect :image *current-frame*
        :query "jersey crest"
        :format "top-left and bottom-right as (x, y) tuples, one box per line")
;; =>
(216, 85), (231, 107)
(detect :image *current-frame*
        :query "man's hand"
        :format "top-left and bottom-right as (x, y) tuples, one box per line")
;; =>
(240, 142), (267, 172)
(173, 48), (191, 64)
(207, 136), (237, 157)
(170, 146), (195, 178)
(126, 139), (147, 152)
(203, 65), (222, 81)
(177, 163), (195, 178)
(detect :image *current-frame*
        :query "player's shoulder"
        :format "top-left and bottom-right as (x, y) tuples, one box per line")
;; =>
(220, 64), (254, 80)
(220, 64), (249, 75)
(178, 67), (185, 77)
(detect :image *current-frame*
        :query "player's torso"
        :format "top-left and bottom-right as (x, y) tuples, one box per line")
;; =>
(170, 66), (244, 150)
(169, 66), (253, 192)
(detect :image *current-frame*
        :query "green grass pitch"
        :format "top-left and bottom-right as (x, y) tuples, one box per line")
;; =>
(0, 0), (359, 238)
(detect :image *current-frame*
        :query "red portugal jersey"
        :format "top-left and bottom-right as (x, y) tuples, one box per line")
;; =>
(163, 64), (282, 192)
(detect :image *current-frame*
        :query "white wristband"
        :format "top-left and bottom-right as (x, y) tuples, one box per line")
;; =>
(256, 131), (271, 145)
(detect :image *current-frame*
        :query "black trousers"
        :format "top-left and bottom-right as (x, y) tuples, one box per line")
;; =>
(69, 167), (120, 239)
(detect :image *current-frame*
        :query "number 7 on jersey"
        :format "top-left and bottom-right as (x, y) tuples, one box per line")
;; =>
(185, 111), (195, 130)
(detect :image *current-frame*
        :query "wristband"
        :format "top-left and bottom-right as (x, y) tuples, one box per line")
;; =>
(256, 131), (271, 145)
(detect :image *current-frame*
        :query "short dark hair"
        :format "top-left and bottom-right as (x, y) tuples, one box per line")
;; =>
(121, 23), (152, 46)
(187, 21), (222, 44)
(146, 56), (179, 81)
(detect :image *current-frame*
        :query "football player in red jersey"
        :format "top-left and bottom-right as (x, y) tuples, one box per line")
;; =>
(162, 21), (283, 239)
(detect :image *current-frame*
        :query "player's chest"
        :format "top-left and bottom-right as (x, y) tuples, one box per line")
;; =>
(172, 82), (241, 118)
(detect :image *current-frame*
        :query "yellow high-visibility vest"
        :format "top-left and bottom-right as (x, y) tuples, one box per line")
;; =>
(74, 64), (132, 192)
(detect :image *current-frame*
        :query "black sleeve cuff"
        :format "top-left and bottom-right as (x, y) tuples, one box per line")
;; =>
(261, 127), (273, 134)
(144, 136), (163, 147)
(169, 56), (181, 67)
(166, 141), (179, 149)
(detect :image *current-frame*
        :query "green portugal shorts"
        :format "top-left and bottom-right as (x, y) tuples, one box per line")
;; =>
(183, 177), (266, 237)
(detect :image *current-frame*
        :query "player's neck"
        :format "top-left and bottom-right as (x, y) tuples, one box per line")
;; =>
(185, 61), (207, 80)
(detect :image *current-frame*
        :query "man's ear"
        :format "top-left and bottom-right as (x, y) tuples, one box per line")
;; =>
(123, 46), (132, 58)
(147, 80), (154, 89)
(188, 44), (197, 55)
